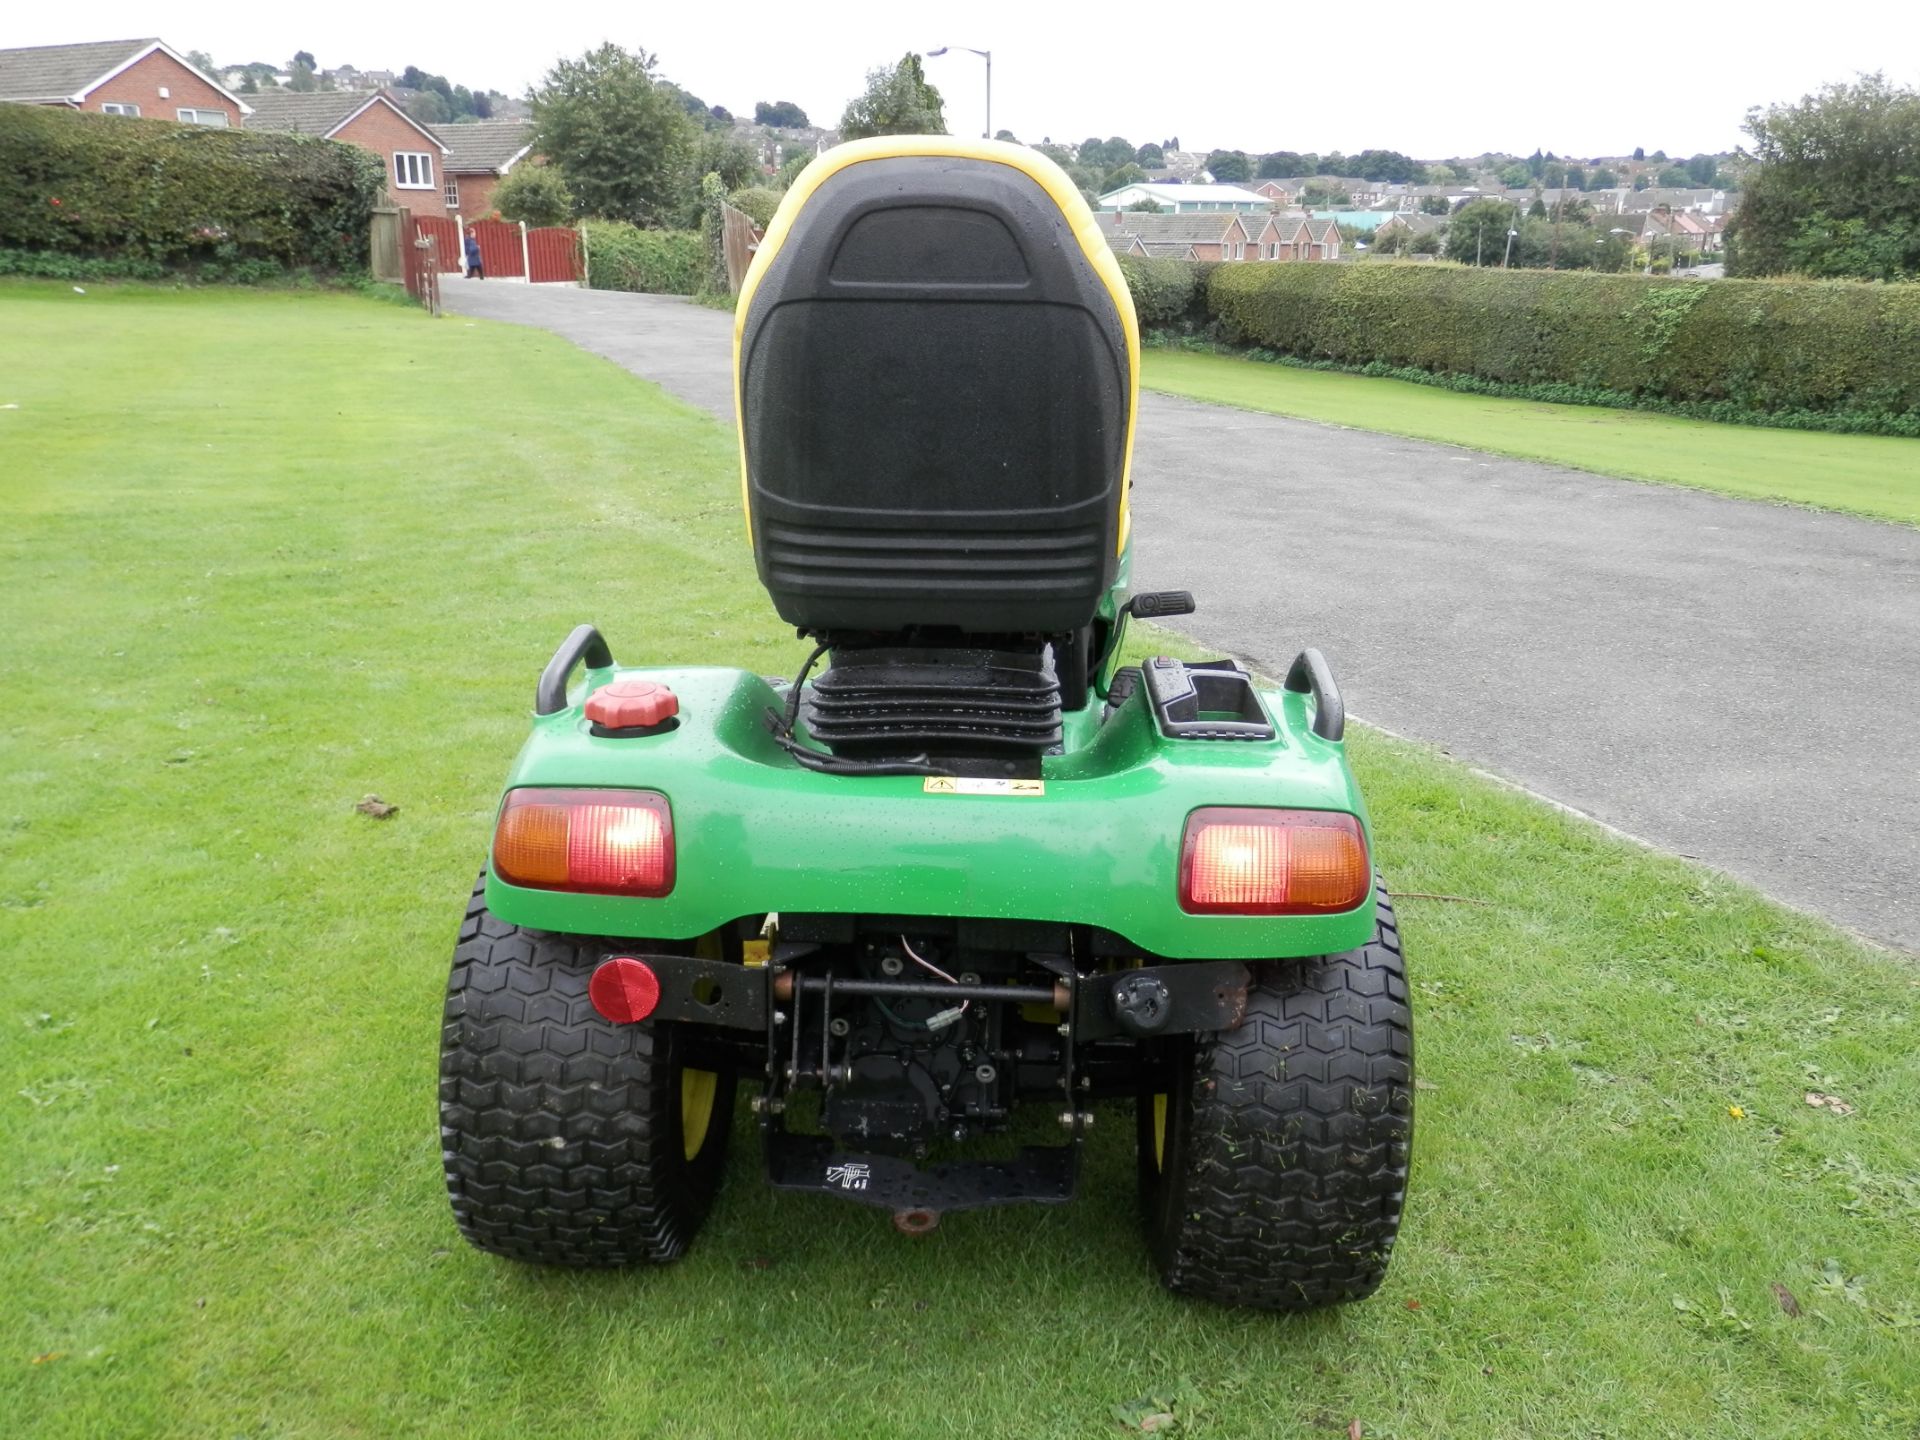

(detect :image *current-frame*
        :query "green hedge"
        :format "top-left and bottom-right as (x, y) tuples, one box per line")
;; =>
(1204, 262), (1920, 421)
(581, 221), (702, 295)
(0, 105), (384, 273)
(1115, 256), (1218, 332)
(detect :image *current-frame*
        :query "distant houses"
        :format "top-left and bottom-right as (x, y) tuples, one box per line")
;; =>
(1095, 209), (1341, 263)
(0, 37), (249, 125)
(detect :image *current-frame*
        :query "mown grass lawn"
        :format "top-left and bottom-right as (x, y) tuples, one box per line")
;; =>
(1141, 348), (1920, 527)
(3, 280), (1917, 1439)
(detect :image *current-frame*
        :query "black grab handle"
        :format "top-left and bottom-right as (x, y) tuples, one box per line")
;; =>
(1284, 648), (1345, 742)
(535, 624), (614, 715)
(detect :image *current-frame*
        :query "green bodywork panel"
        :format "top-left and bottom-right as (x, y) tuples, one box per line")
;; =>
(483, 653), (1376, 962)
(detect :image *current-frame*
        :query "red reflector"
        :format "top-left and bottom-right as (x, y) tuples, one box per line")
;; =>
(589, 956), (660, 1023)
(492, 788), (674, 897)
(1179, 808), (1370, 915)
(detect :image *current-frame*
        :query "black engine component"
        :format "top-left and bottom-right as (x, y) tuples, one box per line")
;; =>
(806, 644), (1063, 760)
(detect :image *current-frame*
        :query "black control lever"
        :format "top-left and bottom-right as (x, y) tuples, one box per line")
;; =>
(1125, 590), (1196, 620)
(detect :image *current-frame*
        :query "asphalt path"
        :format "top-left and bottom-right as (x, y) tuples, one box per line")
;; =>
(442, 279), (1920, 952)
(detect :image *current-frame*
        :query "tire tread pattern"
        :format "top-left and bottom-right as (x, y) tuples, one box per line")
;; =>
(438, 876), (729, 1267)
(1148, 882), (1413, 1311)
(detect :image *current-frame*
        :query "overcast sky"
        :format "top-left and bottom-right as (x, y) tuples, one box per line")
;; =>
(21, 1), (1920, 158)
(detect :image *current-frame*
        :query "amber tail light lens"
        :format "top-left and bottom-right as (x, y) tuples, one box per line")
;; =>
(1179, 807), (1370, 915)
(492, 788), (674, 897)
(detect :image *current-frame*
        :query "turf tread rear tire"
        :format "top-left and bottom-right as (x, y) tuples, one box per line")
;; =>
(1142, 883), (1412, 1311)
(438, 876), (733, 1267)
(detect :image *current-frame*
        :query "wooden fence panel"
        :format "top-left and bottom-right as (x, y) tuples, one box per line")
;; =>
(721, 204), (763, 294)
(412, 215), (462, 274)
(526, 227), (583, 284)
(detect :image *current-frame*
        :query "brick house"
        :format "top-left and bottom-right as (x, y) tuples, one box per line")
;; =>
(439, 120), (535, 218)
(244, 90), (450, 220)
(1252, 180), (1296, 205)
(0, 37), (249, 126)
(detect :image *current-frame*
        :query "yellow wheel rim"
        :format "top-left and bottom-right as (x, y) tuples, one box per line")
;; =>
(681, 1068), (718, 1160)
(1152, 1093), (1168, 1170)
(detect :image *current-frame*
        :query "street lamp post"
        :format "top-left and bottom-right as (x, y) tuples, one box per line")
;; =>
(1503, 226), (1518, 268)
(924, 46), (992, 139)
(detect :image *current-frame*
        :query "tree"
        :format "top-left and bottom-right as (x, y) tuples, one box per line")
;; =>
(287, 63), (318, 93)
(1563, 166), (1586, 191)
(1102, 162), (1146, 192)
(1541, 160), (1566, 187)
(490, 165), (575, 226)
(1300, 180), (1351, 207)
(1527, 194), (1548, 219)
(1727, 72), (1920, 280)
(1205, 149), (1251, 182)
(1497, 162), (1531, 187)
(1632, 146), (1645, 161)
(1125, 197), (1164, 213)
(292, 50), (316, 70)
(1420, 194), (1452, 215)
(839, 53), (945, 140)
(1683, 153), (1718, 186)
(755, 99), (810, 128)
(1135, 141), (1164, 166)
(473, 92), (494, 119)
(1258, 150), (1314, 178)
(186, 49), (216, 74)
(1590, 166), (1617, 189)
(691, 132), (757, 192)
(1449, 198), (1519, 264)
(531, 43), (697, 225)
(996, 129), (1019, 143)
(1349, 148), (1426, 183)
(407, 89), (449, 124)
(1656, 165), (1692, 187)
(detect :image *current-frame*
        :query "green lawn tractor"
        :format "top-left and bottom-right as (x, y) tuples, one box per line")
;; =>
(439, 137), (1413, 1312)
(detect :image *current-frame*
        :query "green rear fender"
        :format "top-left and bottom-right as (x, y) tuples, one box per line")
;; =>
(483, 665), (1375, 960)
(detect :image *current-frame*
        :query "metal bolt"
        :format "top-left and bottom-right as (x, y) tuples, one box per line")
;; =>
(1057, 1109), (1095, 1130)
(1056, 1023), (1070, 1037)
(880, 955), (904, 977)
(974, 1063), (997, 1085)
(773, 1010), (788, 1026)
(959, 972), (981, 985)
(1078, 1075), (1092, 1090)
(829, 1017), (850, 1037)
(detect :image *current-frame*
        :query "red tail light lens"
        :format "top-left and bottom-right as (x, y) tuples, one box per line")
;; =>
(1179, 808), (1370, 915)
(492, 788), (674, 897)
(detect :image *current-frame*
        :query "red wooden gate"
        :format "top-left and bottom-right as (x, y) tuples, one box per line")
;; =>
(469, 218), (525, 279)
(412, 215), (462, 273)
(526, 227), (583, 284)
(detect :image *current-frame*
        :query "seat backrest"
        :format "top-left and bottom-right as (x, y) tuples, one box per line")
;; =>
(735, 139), (1138, 636)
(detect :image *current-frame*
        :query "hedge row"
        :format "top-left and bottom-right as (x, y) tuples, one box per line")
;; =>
(1114, 256), (1218, 331)
(0, 105), (384, 273)
(1200, 262), (1920, 421)
(581, 221), (703, 295)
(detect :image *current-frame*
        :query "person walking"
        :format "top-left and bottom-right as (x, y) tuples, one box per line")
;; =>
(464, 228), (484, 280)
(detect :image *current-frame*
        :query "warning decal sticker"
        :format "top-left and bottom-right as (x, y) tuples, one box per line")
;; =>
(921, 777), (1046, 796)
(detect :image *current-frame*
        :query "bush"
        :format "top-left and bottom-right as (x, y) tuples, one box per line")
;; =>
(0, 105), (384, 274)
(1115, 257), (1218, 334)
(727, 186), (783, 229)
(1206, 262), (1920, 423)
(490, 166), (574, 228)
(580, 220), (702, 295)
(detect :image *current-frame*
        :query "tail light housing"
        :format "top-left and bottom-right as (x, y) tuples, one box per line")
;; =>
(492, 788), (674, 897)
(1179, 807), (1369, 915)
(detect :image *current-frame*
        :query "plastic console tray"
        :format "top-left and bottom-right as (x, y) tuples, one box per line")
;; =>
(1141, 656), (1275, 741)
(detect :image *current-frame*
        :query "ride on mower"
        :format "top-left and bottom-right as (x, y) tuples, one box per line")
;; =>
(439, 137), (1413, 1312)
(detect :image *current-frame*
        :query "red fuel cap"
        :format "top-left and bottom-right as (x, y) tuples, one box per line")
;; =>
(589, 957), (660, 1024)
(584, 679), (679, 730)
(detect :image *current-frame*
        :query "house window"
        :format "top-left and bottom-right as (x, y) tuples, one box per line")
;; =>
(176, 108), (228, 127)
(444, 176), (460, 209)
(394, 152), (435, 190)
(101, 102), (140, 117)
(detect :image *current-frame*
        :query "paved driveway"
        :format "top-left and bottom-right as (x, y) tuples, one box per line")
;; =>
(443, 280), (1920, 952)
